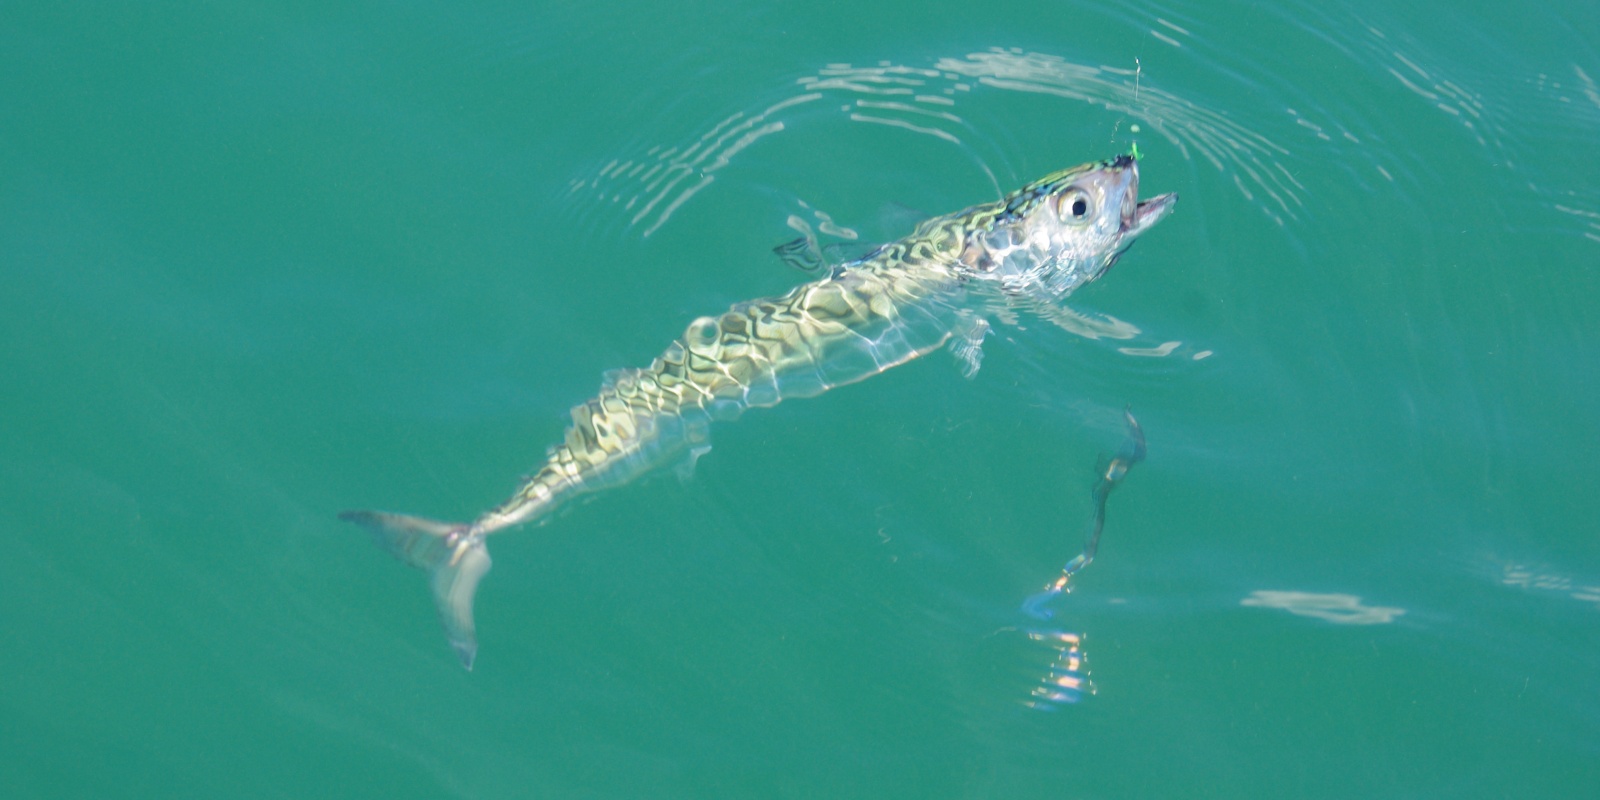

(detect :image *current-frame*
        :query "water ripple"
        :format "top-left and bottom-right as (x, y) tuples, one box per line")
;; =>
(1270, 3), (1600, 245)
(571, 46), (1299, 236)
(934, 49), (1303, 224)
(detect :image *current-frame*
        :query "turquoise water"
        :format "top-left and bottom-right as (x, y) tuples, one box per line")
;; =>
(4, 1), (1598, 797)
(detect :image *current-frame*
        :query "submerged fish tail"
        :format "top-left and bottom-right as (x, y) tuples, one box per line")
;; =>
(338, 510), (490, 670)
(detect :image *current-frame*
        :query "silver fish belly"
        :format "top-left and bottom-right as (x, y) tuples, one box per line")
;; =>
(342, 153), (1176, 669)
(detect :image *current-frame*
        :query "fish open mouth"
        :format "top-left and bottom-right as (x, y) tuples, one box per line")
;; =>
(1125, 192), (1177, 238)
(1109, 153), (1177, 239)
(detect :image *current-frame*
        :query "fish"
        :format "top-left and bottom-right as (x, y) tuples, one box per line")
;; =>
(341, 153), (1177, 669)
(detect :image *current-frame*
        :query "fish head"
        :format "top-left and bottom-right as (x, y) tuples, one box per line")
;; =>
(961, 154), (1177, 301)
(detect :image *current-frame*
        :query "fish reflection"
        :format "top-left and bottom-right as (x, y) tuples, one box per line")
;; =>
(1499, 562), (1600, 608)
(1018, 409), (1145, 708)
(1240, 590), (1405, 624)
(1024, 630), (1093, 709)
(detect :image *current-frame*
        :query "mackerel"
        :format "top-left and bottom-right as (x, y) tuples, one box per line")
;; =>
(342, 154), (1176, 669)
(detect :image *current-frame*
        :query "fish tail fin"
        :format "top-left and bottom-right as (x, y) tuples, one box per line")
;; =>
(338, 510), (491, 670)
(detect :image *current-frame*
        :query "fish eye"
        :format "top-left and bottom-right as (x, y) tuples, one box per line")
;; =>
(1057, 189), (1093, 224)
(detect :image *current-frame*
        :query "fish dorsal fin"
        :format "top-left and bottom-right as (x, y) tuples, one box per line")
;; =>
(775, 199), (920, 275)
(773, 235), (826, 274)
(772, 236), (885, 275)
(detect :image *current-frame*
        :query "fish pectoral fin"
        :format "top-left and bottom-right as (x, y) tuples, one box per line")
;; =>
(1031, 301), (1141, 341)
(339, 510), (492, 670)
(947, 316), (990, 379)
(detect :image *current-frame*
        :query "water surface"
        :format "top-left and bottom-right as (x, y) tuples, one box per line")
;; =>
(3, 1), (1596, 797)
